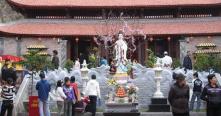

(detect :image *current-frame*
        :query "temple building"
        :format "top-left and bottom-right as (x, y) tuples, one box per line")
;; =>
(0, 0), (221, 66)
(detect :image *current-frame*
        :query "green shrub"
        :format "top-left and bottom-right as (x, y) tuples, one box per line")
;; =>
(88, 54), (98, 68)
(193, 54), (209, 71)
(172, 58), (181, 69)
(64, 59), (74, 72)
(193, 54), (221, 72)
(20, 50), (52, 71)
(146, 49), (157, 68)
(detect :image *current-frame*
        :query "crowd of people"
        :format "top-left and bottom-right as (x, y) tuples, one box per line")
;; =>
(168, 72), (221, 116)
(0, 49), (221, 116)
(0, 59), (17, 116)
(36, 71), (101, 116)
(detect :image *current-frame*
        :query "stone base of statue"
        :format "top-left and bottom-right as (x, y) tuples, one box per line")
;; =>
(104, 103), (140, 116)
(104, 60), (140, 115)
(149, 98), (170, 112)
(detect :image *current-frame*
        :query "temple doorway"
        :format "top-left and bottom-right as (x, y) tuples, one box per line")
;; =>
(68, 37), (93, 64)
(148, 37), (180, 59)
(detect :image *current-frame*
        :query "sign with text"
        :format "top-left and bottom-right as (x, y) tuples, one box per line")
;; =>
(29, 96), (39, 116)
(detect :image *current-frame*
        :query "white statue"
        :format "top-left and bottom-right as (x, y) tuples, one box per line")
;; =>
(74, 58), (80, 70)
(114, 33), (128, 65)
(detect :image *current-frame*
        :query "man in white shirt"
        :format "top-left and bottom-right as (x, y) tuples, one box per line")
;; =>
(85, 75), (101, 116)
(162, 51), (173, 68)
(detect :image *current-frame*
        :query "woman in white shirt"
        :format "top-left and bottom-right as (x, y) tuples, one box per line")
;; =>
(85, 75), (101, 116)
(55, 80), (67, 116)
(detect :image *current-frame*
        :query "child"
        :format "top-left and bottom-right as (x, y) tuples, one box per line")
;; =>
(55, 80), (66, 116)
(0, 78), (16, 116)
(63, 77), (75, 116)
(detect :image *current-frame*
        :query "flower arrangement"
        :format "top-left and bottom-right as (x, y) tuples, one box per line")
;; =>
(126, 82), (139, 95)
(127, 86), (138, 95)
(107, 79), (118, 87)
(126, 83), (139, 103)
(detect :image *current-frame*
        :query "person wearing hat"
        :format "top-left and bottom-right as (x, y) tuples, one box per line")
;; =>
(168, 73), (190, 116)
(36, 71), (51, 116)
(162, 51), (173, 68)
(201, 74), (221, 116)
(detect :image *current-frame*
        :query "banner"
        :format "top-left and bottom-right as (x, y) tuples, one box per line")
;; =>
(29, 96), (39, 116)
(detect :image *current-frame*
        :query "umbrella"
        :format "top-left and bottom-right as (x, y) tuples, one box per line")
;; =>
(1, 55), (23, 62)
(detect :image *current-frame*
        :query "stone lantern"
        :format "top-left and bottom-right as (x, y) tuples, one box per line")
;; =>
(149, 63), (170, 112)
(81, 60), (89, 93)
(153, 64), (164, 98)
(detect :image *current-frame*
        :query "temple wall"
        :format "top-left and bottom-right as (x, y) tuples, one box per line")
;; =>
(1, 37), (67, 67)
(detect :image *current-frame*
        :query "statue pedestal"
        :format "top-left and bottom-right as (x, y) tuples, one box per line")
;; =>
(149, 98), (170, 112)
(104, 103), (140, 116)
(104, 103), (139, 114)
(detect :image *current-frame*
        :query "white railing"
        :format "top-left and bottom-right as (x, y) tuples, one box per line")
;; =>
(13, 77), (30, 116)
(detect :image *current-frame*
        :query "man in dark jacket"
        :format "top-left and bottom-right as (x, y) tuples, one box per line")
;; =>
(1, 59), (17, 85)
(36, 71), (51, 116)
(190, 72), (203, 111)
(168, 73), (190, 116)
(52, 50), (59, 69)
(183, 51), (192, 73)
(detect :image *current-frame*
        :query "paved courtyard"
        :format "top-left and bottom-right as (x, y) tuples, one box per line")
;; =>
(19, 112), (206, 116)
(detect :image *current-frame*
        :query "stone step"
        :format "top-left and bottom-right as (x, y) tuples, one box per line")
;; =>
(149, 104), (170, 112)
(18, 112), (206, 116)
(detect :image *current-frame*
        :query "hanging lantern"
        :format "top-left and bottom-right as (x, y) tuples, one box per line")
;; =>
(167, 37), (171, 41)
(149, 37), (153, 42)
(75, 37), (79, 43)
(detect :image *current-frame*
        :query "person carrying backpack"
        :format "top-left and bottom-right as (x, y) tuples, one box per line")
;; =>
(190, 72), (203, 111)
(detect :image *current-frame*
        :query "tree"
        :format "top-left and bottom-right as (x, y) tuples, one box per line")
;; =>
(20, 50), (53, 71)
(146, 49), (157, 68)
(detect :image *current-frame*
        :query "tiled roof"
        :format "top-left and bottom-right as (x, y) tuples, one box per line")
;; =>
(27, 44), (47, 49)
(8, 0), (221, 8)
(196, 43), (216, 47)
(0, 18), (221, 36)
(194, 49), (221, 54)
